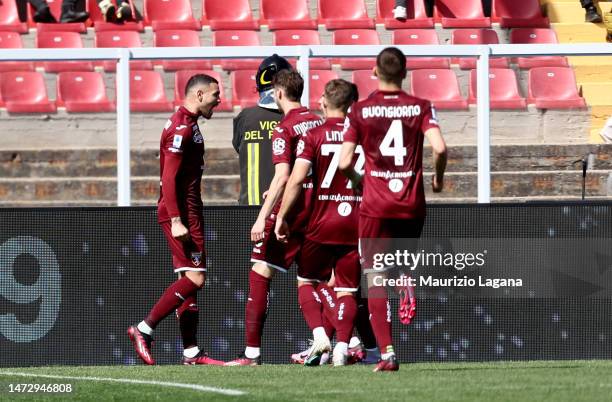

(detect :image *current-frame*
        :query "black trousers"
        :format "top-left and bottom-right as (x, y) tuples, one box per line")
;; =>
(394, 0), (491, 17)
(581, 0), (596, 9)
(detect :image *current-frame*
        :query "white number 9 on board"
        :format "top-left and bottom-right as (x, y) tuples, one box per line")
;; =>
(0, 236), (61, 343)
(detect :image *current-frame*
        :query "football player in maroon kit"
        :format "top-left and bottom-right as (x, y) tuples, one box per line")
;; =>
(127, 74), (223, 366)
(339, 47), (448, 371)
(226, 70), (323, 366)
(275, 79), (363, 366)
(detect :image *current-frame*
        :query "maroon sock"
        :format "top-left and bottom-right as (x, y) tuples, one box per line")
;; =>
(355, 295), (377, 349)
(336, 295), (358, 343)
(245, 270), (270, 348)
(177, 294), (198, 349)
(322, 311), (336, 338)
(145, 276), (200, 329)
(297, 284), (323, 330)
(368, 286), (393, 353)
(318, 283), (338, 337)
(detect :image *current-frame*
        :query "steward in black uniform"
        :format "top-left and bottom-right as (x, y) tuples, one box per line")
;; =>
(233, 54), (292, 205)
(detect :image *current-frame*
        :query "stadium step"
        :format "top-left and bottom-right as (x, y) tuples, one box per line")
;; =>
(1, 145), (611, 179)
(551, 22), (608, 42)
(0, 175), (239, 204)
(0, 170), (609, 205)
(545, 2), (586, 24)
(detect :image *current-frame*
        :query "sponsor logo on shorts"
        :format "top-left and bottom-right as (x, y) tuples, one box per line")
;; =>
(191, 252), (202, 267)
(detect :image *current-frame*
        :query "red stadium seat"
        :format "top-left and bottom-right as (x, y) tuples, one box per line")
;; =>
(450, 29), (509, 70)
(27, 0), (87, 32)
(332, 29), (379, 70)
(212, 30), (261, 70)
(154, 30), (213, 71)
(273, 30), (330, 69)
(259, 0), (316, 30)
(144, 0), (201, 31)
(351, 70), (379, 101)
(0, 0), (27, 33)
(510, 28), (569, 68)
(130, 70), (173, 112)
(0, 71), (56, 113)
(527, 67), (586, 109)
(376, 0), (433, 29)
(56, 72), (115, 112)
(309, 70), (338, 107)
(468, 68), (526, 109)
(201, 0), (258, 30)
(434, 0), (491, 28)
(318, 0), (374, 30)
(174, 70), (232, 111)
(87, 0), (143, 31)
(0, 32), (34, 72)
(392, 29), (450, 69)
(410, 69), (468, 110)
(95, 31), (153, 71)
(491, 0), (549, 28)
(231, 70), (259, 108)
(36, 31), (94, 72)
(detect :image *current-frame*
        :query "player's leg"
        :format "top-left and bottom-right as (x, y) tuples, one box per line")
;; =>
(296, 239), (333, 366)
(331, 247), (360, 366)
(128, 222), (206, 365)
(321, 271), (337, 340)
(359, 215), (398, 372)
(353, 293), (380, 364)
(226, 218), (291, 366)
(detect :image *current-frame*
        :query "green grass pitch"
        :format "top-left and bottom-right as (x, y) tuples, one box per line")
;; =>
(1, 361), (611, 401)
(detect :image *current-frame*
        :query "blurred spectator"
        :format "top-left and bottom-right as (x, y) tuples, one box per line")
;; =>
(97, 0), (132, 22)
(582, 0), (602, 23)
(393, 0), (490, 20)
(28, 0), (56, 22)
(28, 0), (89, 23)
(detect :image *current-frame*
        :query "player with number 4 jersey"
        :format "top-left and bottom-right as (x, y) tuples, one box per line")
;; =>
(339, 47), (448, 372)
(276, 79), (362, 366)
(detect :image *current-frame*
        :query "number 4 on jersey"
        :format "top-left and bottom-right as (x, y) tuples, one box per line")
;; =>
(379, 120), (406, 166)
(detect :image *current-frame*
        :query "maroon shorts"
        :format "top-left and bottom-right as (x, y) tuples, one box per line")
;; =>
(297, 238), (361, 292)
(359, 215), (424, 272)
(250, 216), (303, 273)
(160, 219), (206, 273)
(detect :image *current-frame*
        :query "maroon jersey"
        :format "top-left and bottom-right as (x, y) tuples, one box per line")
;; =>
(343, 90), (439, 220)
(297, 117), (361, 246)
(271, 106), (322, 231)
(157, 106), (205, 223)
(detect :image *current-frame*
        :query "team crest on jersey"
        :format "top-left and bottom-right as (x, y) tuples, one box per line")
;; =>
(192, 125), (203, 143)
(191, 252), (202, 266)
(297, 139), (305, 156)
(272, 138), (286, 155)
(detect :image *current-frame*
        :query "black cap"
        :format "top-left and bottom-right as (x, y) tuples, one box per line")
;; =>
(255, 54), (292, 92)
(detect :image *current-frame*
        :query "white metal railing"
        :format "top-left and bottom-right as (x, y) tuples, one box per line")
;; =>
(1, 43), (611, 205)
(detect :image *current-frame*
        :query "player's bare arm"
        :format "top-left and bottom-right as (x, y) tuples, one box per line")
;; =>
(251, 162), (290, 242)
(424, 127), (447, 193)
(170, 216), (190, 242)
(339, 141), (363, 188)
(275, 159), (311, 242)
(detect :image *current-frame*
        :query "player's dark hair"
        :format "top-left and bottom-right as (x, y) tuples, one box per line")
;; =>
(350, 82), (359, 103)
(272, 69), (303, 102)
(324, 79), (357, 113)
(185, 74), (219, 96)
(376, 47), (407, 83)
